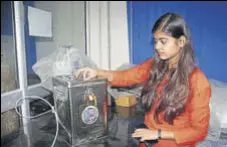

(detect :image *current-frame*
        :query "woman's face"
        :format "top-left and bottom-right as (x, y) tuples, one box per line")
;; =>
(153, 31), (181, 61)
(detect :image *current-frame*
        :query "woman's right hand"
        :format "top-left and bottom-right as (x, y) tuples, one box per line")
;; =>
(74, 67), (98, 81)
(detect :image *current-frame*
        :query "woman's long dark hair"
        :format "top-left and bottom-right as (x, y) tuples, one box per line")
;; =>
(141, 12), (195, 125)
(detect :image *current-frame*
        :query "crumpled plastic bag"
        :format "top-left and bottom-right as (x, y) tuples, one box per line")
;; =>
(32, 46), (97, 91)
(207, 79), (227, 141)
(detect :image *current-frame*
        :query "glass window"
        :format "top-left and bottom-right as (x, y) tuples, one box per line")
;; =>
(1, 108), (21, 139)
(1, 1), (19, 93)
(23, 1), (86, 86)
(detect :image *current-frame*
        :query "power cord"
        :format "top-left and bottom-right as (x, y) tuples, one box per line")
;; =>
(15, 96), (59, 147)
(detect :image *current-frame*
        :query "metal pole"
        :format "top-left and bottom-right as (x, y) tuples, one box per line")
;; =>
(85, 1), (91, 58)
(13, 1), (31, 145)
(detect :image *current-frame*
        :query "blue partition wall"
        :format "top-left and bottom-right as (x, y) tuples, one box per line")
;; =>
(127, 1), (227, 83)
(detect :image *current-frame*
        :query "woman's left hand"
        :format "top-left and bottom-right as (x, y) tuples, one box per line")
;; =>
(131, 128), (158, 142)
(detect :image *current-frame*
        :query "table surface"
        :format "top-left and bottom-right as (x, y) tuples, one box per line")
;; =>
(2, 102), (227, 147)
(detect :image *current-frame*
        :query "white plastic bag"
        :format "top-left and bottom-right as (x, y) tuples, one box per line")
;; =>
(32, 46), (97, 91)
(208, 79), (227, 140)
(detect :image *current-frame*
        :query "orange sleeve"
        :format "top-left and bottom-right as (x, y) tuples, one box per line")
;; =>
(107, 58), (152, 87)
(174, 69), (211, 146)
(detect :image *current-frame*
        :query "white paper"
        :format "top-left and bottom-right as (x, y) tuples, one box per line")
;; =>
(28, 6), (52, 37)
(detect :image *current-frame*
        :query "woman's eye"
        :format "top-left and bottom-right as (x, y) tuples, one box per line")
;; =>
(161, 39), (167, 45)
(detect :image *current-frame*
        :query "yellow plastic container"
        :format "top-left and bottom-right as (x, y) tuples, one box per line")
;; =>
(115, 94), (137, 107)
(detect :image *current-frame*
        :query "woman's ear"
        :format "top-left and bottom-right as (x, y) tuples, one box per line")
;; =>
(177, 35), (186, 47)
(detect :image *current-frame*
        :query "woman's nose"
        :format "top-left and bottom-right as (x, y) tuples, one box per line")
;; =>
(155, 43), (162, 51)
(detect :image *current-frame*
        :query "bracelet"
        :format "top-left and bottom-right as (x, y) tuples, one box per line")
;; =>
(158, 129), (161, 139)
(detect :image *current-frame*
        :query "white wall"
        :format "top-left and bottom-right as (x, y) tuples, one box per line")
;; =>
(86, 1), (130, 70)
(34, 1), (86, 60)
(109, 1), (130, 70)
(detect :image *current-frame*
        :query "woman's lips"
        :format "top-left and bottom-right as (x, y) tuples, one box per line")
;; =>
(158, 52), (165, 56)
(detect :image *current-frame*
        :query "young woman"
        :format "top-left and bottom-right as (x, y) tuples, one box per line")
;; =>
(75, 12), (211, 147)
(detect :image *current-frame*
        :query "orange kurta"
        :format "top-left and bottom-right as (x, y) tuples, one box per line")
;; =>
(108, 59), (211, 147)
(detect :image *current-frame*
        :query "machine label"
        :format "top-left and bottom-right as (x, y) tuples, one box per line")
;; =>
(81, 105), (99, 125)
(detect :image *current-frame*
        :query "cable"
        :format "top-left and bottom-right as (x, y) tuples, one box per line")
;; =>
(14, 84), (106, 147)
(15, 96), (59, 147)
